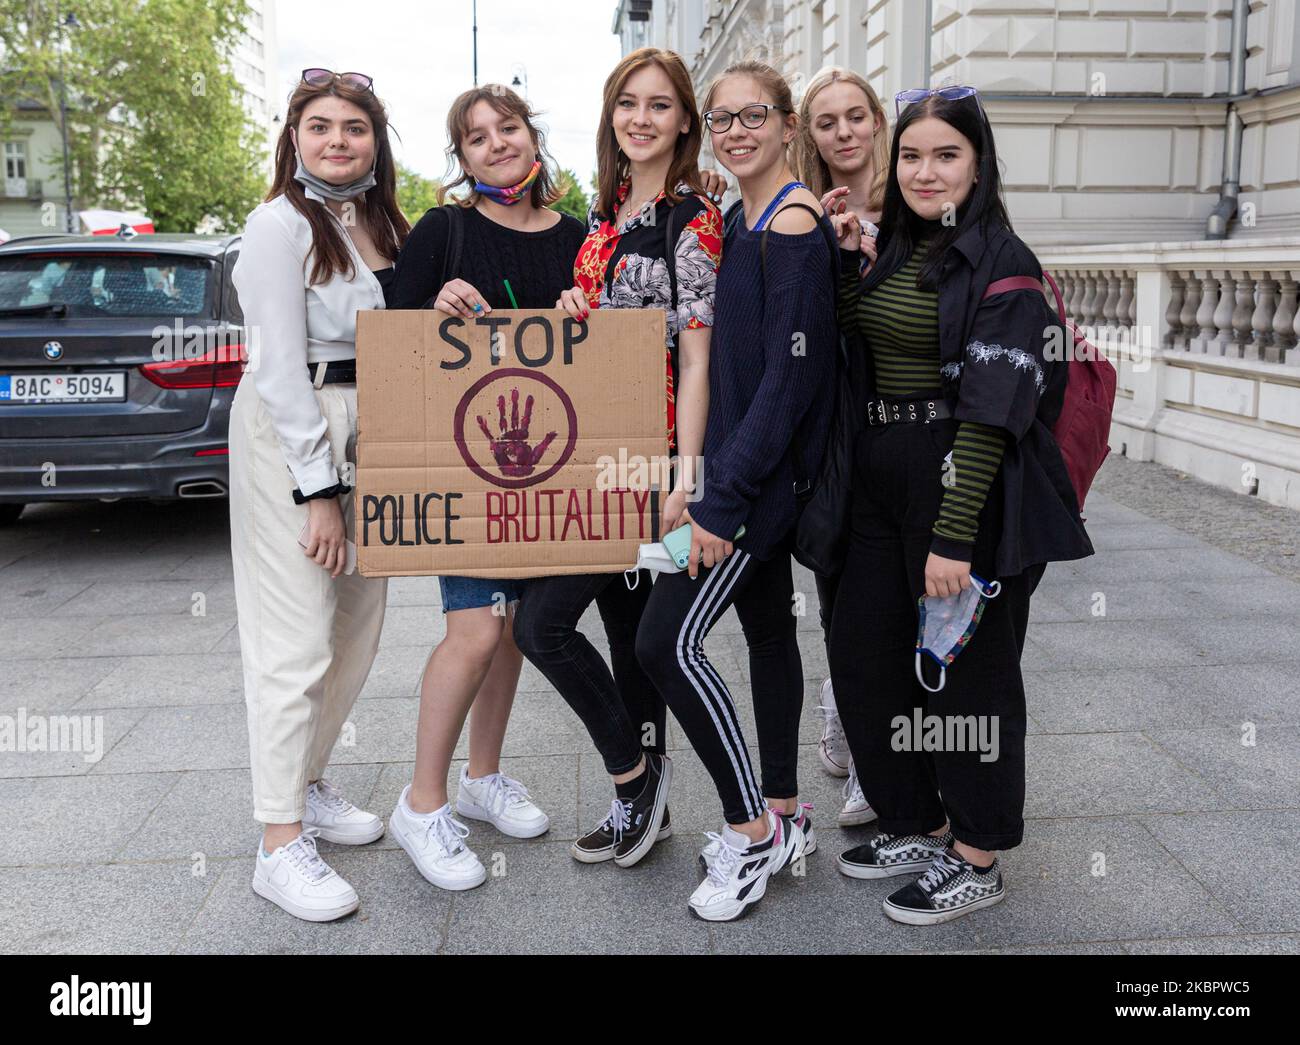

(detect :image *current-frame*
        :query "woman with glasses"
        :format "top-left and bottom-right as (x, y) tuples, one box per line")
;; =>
(791, 67), (892, 827)
(826, 86), (1093, 924)
(633, 61), (838, 922)
(515, 47), (723, 870)
(230, 68), (409, 921)
(383, 85), (582, 893)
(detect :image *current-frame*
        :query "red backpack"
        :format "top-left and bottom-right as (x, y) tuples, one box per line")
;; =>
(982, 273), (1116, 513)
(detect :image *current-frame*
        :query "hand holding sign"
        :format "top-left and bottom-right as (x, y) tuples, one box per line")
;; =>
(476, 387), (558, 478)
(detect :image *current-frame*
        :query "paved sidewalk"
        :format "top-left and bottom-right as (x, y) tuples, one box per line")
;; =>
(2, 457), (1298, 954)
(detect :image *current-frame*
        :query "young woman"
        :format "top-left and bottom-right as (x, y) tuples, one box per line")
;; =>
(515, 47), (722, 869)
(632, 61), (838, 922)
(230, 69), (410, 922)
(383, 86), (581, 891)
(793, 68), (891, 827)
(827, 87), (1092, 925)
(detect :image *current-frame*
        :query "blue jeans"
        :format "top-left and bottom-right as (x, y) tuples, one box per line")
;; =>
(439, 575), (524, 614)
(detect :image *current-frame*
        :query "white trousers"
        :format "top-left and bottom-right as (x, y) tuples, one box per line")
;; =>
(228, 377), (387, 823)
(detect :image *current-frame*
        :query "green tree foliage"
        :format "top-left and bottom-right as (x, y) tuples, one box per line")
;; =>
(553, 167), (590, 222)
(396, 163), (440, 224)
(0, 0), (268, 232)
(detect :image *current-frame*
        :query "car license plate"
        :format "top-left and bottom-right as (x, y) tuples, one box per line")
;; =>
(0, 372), (127, 404)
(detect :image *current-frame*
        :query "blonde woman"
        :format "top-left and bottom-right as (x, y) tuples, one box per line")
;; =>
(793, 67), (890, 827)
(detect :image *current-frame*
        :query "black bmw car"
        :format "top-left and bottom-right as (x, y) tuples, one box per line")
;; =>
(0, 232), (244, 525)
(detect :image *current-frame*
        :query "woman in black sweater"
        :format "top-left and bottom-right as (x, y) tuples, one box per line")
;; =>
(384, 86), (584, 892)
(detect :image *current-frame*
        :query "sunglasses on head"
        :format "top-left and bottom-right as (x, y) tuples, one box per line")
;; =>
(894, 85), (981, 118)
(302, 68), (374, 91)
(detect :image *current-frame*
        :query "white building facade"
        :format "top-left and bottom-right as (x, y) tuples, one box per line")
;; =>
(613, 0), (1300, 509)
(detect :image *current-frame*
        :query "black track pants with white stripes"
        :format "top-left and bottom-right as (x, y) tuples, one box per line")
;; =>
(634, 547), (804, 826)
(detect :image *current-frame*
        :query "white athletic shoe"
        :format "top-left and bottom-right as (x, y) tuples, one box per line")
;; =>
(700, 803), (813, 871)
(390, 786), (487, 891)
(837, 766), (877, 827)
(303, 778), (385, 844)
(251, 828), (359, 922)
(688, 812), (787, 923)
(817, 678), (850, 777)
(455, 766), (550, 839)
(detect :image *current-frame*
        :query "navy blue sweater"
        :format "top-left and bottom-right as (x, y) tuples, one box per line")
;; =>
(690, 215), (837, 560)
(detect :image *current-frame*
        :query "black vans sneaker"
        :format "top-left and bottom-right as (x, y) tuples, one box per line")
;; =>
(572, 801), (672, 864)
(613, 753), (673, 867)
(836, 829), (954, 879)
(883, 849), (1005, 925)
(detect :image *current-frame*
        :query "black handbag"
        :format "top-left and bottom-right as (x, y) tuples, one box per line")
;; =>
(793, 326), (868, 577)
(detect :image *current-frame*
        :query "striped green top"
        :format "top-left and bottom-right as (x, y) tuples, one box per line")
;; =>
(840, 235), (1008, 551)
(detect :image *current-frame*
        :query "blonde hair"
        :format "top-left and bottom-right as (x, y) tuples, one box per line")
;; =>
(793, 68), (889, 210)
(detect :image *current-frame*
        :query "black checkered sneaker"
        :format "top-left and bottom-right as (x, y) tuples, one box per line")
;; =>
(883, 849), (1004, 925)
(836, 829), (954, 879)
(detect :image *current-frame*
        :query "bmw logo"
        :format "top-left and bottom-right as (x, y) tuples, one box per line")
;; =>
(43, 341), (63, 360)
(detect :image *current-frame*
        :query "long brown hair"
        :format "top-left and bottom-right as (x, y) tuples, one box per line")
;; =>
(702, 60), (797, 166)
(793, 68), (889, 210)
(595, 47), (706, 221)
(438, 85), (562, 209)
(267, 77), (410, 286)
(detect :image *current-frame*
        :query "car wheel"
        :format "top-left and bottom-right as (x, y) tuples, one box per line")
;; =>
(0, 504), (25, 526)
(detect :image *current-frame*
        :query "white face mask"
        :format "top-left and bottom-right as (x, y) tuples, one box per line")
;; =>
(914, 574), (1001, 692)
(624, 542), (682, 589)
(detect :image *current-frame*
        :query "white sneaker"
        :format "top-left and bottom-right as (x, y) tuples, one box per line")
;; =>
(390, 786), (487, 891)
(688, 812), (786, 923)
(838, 765), (877, 827)
(304, 778), (385, 844)
(699, 803), (812, 871)
(817, 678), (850, 777)
(251, 828), (359, 922)
(455, 766), (550, 839)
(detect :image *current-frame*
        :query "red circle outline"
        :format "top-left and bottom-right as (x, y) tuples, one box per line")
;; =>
(453, 367), (578, 489)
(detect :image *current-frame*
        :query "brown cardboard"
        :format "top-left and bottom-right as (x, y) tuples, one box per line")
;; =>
(355, 308), (669, 579)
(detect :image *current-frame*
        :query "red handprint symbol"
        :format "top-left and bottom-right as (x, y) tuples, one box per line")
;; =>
(476, 387), (558, 477)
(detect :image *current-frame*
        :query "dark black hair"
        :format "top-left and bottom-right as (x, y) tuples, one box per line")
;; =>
(868, 93), (1012, 293)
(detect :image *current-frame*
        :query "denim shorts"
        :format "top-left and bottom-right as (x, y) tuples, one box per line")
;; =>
(438, 575), (525, 613)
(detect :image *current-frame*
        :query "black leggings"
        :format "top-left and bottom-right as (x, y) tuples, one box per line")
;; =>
(513, 571), (665, 777)
(635, 547), (803, 825)
(828, 418), (1042, 852)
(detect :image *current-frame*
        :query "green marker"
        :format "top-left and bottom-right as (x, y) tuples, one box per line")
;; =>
(503, 278), (519, 309)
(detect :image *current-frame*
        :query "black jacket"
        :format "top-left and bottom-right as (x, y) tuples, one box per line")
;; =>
(852, 219), (1094, 577)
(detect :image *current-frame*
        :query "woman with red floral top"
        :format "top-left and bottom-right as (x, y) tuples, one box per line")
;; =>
(513, 47), (722, 869)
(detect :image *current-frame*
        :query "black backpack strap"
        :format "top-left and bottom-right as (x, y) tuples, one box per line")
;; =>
(662, 196), (699, 315)
(421, 204), (464, 310)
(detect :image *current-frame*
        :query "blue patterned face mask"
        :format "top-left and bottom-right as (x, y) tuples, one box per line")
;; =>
(915, 574), (1001, 692)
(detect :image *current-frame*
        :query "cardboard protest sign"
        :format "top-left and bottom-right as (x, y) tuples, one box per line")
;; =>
(354, 308), (669, 579)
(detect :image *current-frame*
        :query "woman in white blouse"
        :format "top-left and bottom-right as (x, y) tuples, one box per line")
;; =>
(230, 69), (410, 922)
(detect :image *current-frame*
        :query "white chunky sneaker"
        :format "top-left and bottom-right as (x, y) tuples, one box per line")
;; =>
(390, 786), (487, 891)
(688, 812), (785, 923)
(303, 778), (385, 844)
(455, 766), (550, 839)
(817, 679), (850, 777)
(837, 766), (877, 827)
(252, 828), (359, 922)
(700, 802), (813, 872)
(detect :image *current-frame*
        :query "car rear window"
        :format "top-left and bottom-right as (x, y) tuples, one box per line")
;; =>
(0, 252), (217, 318)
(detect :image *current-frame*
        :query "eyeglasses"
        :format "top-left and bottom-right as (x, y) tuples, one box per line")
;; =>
(703, 103), (790, 133)
(301, 68), (374, 91)
(894, 85), (980, 117)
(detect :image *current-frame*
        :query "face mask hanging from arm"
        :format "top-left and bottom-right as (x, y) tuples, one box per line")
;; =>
(914, 575), (1002, 693)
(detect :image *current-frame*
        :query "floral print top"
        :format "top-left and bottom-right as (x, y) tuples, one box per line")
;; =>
(573, 180), (722, 449)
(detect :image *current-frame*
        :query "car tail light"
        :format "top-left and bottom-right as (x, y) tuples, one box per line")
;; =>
(140, 344), (246, 389)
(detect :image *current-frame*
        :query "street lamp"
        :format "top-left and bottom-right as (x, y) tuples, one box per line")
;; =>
(54, 5), (80, 234)
(511, 65), (528, 99)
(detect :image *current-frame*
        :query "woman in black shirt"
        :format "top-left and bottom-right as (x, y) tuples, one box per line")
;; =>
(385, 85), (584, 892)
